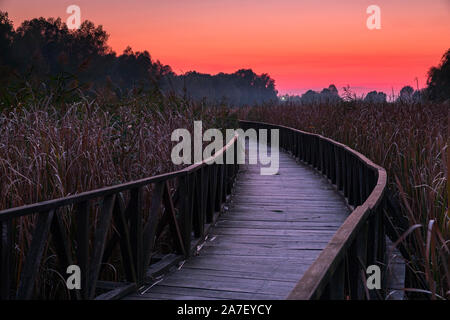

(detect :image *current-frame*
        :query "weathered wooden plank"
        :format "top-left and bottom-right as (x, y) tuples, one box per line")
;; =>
(231, 203), (348, 210)
(95, 282), (137, 300)
(182, 258), (311, 276)
(211, 227), (338, 237)
(202, 236), (330, 248)
(145, 254), (183, 281)
(124, 292), (224, 300)
(215, 220), (344, 230)
(181, 254), (318, 265)
(198, 244), (324, 257)
(129, 285), (284, 300)
(156, 274), (295, 296)
(179, 266), (305, 282)
(220, 213), (346, 222)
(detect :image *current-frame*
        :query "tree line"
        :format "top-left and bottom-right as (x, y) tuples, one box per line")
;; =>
(1, 11), (447, 106)
(279, 51), (449, 104)
(0, 12), (278, 106)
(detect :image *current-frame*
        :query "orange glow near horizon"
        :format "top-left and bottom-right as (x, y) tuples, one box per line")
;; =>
(2, 0), (449, 95)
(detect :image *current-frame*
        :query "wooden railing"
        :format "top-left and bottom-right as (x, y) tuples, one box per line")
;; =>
(239, 120), (388, 300)
(0, 119), (388, 300)
(0, 134), (239, 300)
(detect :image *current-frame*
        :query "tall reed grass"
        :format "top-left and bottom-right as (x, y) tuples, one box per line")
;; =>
(0, 95), (234, 210)
(240, 101), (448, 299)
(0, 93), (236, 298)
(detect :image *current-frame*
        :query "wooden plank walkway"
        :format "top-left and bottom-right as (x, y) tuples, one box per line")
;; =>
(125, 139), (351, 300)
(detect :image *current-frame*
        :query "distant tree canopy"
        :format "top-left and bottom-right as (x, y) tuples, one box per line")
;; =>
(280, 85), (341, 105)
(364, 91), (386, 104)
(0, 11), (14, 66)
(426, 49), (450, 102)
(2, 11), (446, 106)
(0, 11), (278, 106)
(169, 69), (278, 106)
(0, 12), (173, 98)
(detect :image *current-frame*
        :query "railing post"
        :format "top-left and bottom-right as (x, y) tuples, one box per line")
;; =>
(352, 158), (361, 206)
(222, 163), (228, 201)
(318, 139), (323, 173)
(329, 259), (346, 300)
(315, 137), (320, 169)
(366, 202), (387, 300)
(335, 147), (342, 191)
(0, 219), (13, 300)
(378, 197), (387, 298)
(88, 194), (116, 299)
(75, 201), (90, 299)
(308, 136), (313, 165)
(178, 174), (192, 258)
(207, 164), (218, 223)
(330, 143), (336, 184)
(344, 152), (351, 200)
(367, 210), (378, 267)
(192, 170), (202, 238)
(200, 167), (207, 236)
(362, 166), (370, 200)
(17, 210), (55, 300)
(113, 192), (137, 283)
(326, 142), (332, 179)
(348, 222), (368, 299)
(129, 187), (144, 285)
(323, 142), (328, 178)
(358, 162), (365, 203)
(216, 164), (224, 211)
(298, 135), (303, 161)
(348, 155), (359, 206)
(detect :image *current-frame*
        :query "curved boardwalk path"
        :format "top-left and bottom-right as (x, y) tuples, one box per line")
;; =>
(125, 139), (350, 300)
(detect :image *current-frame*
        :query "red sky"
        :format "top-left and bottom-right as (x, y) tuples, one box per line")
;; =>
(2, 0), (449, 96)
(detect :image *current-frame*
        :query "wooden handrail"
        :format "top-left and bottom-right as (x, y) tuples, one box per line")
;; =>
(1, 117), (388, 300)
(0, 133), (240, 300)
(0, 134), (239, 221)
(239, 120), (388, 300)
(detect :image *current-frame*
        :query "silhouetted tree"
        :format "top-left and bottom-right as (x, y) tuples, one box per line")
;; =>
(300, 90), (320, 104)
(0, 14), (175, 100)
(0, 11), (14, 66)
(0, 12), (276, 106)
(426, 49), (450, 101)
(397, 86), (414, 104)
(170, 69), (278, 106)
(298, 85), (341, 104)
(364, 91), (386, 104)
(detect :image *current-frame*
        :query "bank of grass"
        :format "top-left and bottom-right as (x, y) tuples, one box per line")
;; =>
(0, 92), (237, 298)
(0, 94), (236, 210)
(240, 101), (449, 299)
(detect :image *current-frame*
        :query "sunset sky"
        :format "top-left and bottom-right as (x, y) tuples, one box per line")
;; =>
(1, 0), (449, 95)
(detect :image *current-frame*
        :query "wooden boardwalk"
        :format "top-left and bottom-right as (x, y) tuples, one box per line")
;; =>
(0, 121), (394, 300)
(125, 139), (351, 300)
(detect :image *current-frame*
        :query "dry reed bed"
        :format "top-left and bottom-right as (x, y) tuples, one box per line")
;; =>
(0, 96), (233, 298)
(240, 101), (448, 299)
(0, 99), (227, 210)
